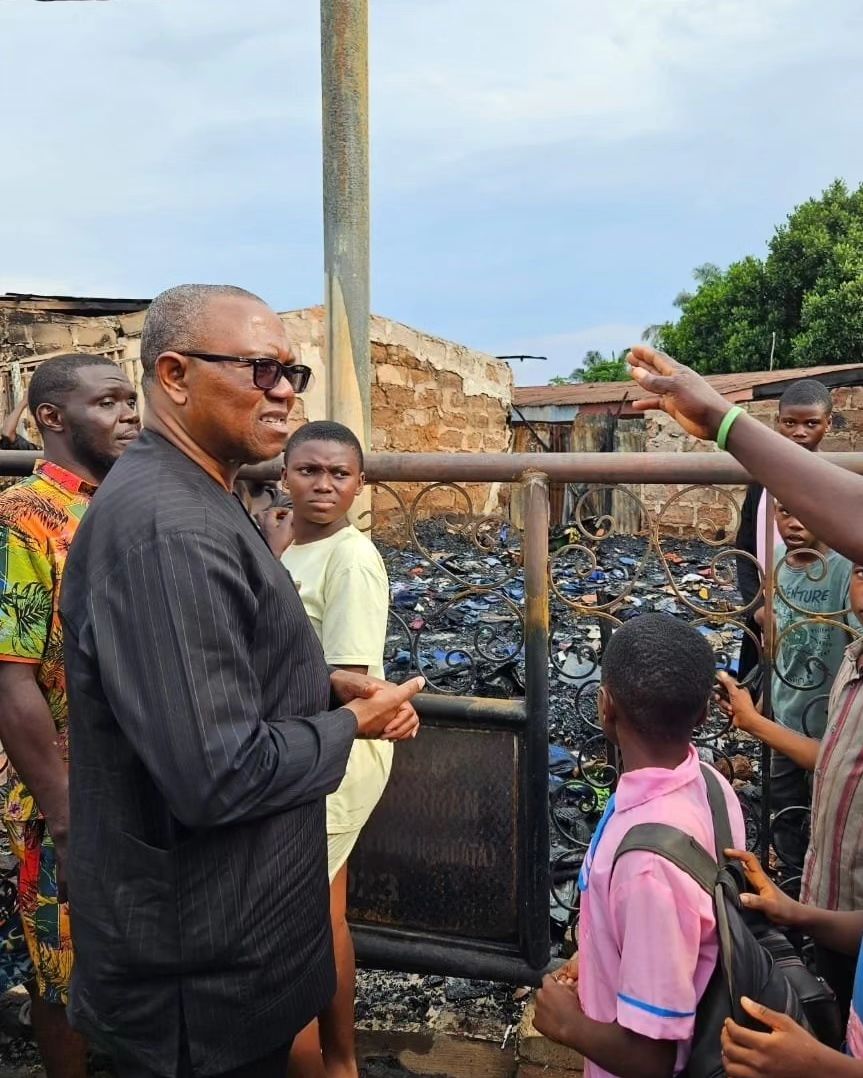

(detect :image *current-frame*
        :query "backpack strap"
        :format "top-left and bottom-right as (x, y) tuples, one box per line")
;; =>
(612, 767), (739, 1012)
(612, 823), (718, 894)
(698, 765), (739, 1007)
(699, 763), (734, 865)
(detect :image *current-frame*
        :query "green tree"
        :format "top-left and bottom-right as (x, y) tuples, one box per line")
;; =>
(653, 180), (863, 373)
(582, 349), (630, 381)
(548, 350), (630, 385)
(658, 257), (770, 374)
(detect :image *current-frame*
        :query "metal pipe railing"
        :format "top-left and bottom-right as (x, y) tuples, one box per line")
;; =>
(6, 450), (863, 484)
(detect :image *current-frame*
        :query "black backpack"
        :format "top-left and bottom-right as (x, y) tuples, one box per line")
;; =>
(612, 764), (841, 1078)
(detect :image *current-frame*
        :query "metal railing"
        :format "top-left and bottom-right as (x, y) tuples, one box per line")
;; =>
(4, 448), (863, 983)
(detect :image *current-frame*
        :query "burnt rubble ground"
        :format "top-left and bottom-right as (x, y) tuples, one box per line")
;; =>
(378, 518), (772, 921)
(380, 517), (763, 784)
(0, 519), (773, 1076)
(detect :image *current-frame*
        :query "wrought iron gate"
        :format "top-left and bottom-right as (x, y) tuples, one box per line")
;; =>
(337, 449), (863, 984)
(3, 447), (863, 986)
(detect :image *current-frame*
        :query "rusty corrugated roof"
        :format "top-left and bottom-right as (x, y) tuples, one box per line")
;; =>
(514, 364), (863, 408)
(0, 293), (151, 316)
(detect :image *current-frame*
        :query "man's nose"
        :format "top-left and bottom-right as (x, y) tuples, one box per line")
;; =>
(266, 376), (296, 402)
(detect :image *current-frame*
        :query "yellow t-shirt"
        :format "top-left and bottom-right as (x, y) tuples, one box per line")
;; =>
(281, 525), (393, 835)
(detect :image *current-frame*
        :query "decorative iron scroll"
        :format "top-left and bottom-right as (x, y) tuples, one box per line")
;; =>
(369, 479), (859, 944)
(371, 482), (525, 699)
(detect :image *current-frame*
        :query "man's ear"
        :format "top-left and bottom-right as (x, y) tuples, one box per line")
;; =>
(355, 470), (365, 497)
(154, 351), (191, 406)
(35, 402), (63, 435)
(692, 702), (709, 732)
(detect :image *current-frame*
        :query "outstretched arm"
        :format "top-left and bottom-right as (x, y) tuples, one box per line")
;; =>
(722, 997), (863, 1078)
(720, 853), (863, 1075)
(628, 346), (863, 565)
(726, 849), (863, 956)
(716, 673), (820, 772)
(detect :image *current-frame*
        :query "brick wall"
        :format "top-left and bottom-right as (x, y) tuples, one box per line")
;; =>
(280, 307), (513, 536)
(640, 390), (863, 538)
(1, 302), (513, 535)
(0, 306), (146, 442)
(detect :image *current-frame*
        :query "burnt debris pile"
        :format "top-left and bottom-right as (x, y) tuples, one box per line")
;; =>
(376, 517), (768, 952)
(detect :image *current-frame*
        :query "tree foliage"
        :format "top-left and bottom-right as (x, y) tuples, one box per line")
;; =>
(548, 350), (630, 385)
(653, 180), (863, 373)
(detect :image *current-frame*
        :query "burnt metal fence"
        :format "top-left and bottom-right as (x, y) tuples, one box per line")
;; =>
(4, 448), (863, 986)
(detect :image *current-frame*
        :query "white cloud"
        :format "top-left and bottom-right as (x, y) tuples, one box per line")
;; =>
(3, 0), (856, 215)
(0, 0), (862, 347)
(370, 0), (860, 185)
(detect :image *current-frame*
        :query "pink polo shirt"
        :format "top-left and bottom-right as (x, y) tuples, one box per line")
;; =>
(577, 747), (746, 1078)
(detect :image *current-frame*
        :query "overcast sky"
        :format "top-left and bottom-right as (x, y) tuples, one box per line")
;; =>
(2, 0), (862, 384)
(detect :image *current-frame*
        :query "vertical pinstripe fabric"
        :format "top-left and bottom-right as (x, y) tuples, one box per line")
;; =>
(59, 430), (356, 1077)
(802, 638), (863, 912)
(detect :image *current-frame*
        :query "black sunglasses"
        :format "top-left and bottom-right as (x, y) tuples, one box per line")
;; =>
(182, 353), (313, 393)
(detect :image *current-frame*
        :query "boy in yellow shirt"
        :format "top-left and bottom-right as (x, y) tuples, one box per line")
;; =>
(276, 421), (402, 1078)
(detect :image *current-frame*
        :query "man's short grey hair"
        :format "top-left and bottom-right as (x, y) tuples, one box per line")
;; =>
(140, 284), (267, 382)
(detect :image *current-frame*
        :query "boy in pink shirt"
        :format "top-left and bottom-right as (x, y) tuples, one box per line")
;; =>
(535, 614), (746, 1078)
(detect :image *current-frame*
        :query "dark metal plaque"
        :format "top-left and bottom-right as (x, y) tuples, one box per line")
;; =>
(348, 725), (520, 942)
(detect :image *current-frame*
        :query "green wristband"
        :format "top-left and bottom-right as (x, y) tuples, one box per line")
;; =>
(716, 405), (744, 451)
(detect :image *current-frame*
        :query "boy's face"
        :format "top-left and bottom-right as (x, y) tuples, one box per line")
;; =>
(282, 438), (363, 526)
(850, 565), (863, 622)
(775, 501), (818, 551)
(776, 403), (831, 450)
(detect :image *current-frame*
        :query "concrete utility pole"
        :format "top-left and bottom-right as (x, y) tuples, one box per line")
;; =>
(321, 0), (371, 449)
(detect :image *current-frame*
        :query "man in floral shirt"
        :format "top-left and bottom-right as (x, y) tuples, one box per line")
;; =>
(0, 353), (139, 1078)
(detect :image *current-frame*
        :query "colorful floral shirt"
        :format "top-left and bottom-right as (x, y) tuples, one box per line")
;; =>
(0, 461), (96, 823)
